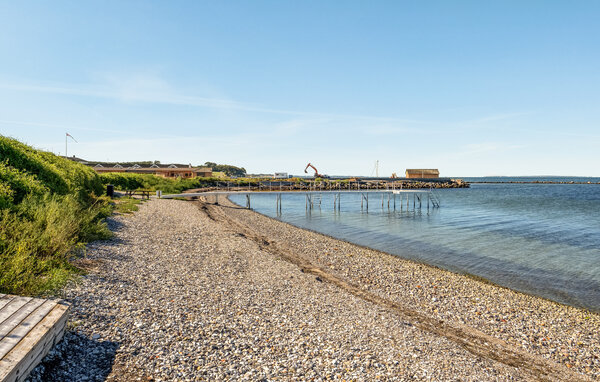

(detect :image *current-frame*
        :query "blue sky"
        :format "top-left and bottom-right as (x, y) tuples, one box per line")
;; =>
(1, 1), (598, 176)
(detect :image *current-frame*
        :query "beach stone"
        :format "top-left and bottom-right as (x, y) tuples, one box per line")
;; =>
(25, 198), (599, 381)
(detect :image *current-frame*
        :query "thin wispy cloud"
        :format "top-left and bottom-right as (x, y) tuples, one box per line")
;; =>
(0, 79), (431, 124)
(0, 82), (246, 111)
(460, 142), (527, 155)
(462, 112), (534, 125)
(0, 119), (128, 136)
(0, 77), (556, 159)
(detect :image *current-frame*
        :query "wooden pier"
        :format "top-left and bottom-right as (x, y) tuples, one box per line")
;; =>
(0, 295), (69, 382)
(161, 189), (441, 212)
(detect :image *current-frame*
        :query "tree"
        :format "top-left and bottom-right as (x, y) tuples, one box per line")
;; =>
(203, 162), (246, 177)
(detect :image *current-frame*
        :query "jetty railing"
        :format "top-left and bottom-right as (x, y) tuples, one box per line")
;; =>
(160, 189), (440, 213)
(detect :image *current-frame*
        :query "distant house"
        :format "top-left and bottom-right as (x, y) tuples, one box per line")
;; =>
(66, 156), (213, 178)
(273, 172), (288, 179)
(405, 169), (440, 179)
(90, 163), (212, 179)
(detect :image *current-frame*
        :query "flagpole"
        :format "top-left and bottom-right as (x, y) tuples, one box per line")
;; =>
(65, 133), (77, 158)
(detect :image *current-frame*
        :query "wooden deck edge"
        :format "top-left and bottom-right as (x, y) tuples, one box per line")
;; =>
(13, 311), (69, 382)
(0, 300), (57, 359)
(0, 302), (69, 382)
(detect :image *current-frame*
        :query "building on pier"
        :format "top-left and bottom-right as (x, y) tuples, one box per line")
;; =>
(405, 169), (440, 179)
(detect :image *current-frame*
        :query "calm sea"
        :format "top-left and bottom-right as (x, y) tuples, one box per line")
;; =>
(229, 177), (600, 311)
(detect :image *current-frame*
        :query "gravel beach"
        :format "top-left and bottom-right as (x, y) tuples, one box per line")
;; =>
(28, 197), (599, 381)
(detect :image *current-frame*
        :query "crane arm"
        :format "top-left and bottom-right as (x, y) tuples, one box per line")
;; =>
(304, 163), (321, 177)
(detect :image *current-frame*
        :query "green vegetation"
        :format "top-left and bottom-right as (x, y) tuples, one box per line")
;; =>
(98, 173), (276, 193)
(0, 136), (112, 296)
(99, 172), (225, 193)
(290, 177), (308, 184)
(203, 162), (246, 177)
(0, 137), (266, 295)
(113, 196), (143, 214)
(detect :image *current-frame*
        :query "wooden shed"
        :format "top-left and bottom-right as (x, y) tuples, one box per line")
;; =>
(405, 169), (440, 179)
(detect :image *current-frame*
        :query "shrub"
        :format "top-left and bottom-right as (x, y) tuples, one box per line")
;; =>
(0, 136), (111, 296)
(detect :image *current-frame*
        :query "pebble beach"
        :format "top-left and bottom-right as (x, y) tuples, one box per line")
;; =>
(28, 197), (600, 381)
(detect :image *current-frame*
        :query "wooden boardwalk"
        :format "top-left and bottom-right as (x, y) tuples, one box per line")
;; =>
(0, 294), (69, 382)
(160, 189), (441, 210)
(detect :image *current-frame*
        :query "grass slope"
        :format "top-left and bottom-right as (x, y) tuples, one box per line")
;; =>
(0, 136), (112, 295)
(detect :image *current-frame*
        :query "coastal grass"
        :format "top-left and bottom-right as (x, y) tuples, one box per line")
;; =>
(1, 136), (254, 295)
(99, 172), (223, 194)
(99, 172), (279, 194)
(113, 196), (144, 214)
(0, 136), (112, 296)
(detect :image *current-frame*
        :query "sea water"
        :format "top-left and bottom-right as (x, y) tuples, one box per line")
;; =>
(229, 178), (600, 311)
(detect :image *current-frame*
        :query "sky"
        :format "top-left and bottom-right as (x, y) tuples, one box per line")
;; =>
(0, 1), (599, 177)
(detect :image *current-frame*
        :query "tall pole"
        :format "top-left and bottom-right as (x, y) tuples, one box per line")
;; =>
(65, 133), (77, 158)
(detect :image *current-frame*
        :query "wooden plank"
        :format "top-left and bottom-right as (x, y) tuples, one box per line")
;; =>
(0, 297), (12, 313)
(0, 303), (69, 382)
(12, 309), (68, 382)
(0, 300), (57, 360)
(0, 300), (44, 341)
(0, 298), (31, 326)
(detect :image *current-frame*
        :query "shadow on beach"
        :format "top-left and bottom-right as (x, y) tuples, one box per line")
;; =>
(26, 332), (119, 382)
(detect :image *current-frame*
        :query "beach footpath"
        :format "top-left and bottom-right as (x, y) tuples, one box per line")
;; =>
(27, 198), (599, 381)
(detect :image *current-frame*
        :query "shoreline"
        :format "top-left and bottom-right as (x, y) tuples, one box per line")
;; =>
(28, 198), (599, 381)
(215, 196), (600, 378)
(225, 195), (599, 314)
(224, 196), (539, 300)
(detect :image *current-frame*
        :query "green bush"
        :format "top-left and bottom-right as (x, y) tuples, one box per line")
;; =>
(0, 136), (111, 296)
(0, 136), (103, 199)
(0, 161), (48, 204)
(203, 162), (246, 177)
(99, 173), (146, 191)
(99, 173), (227, 193)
